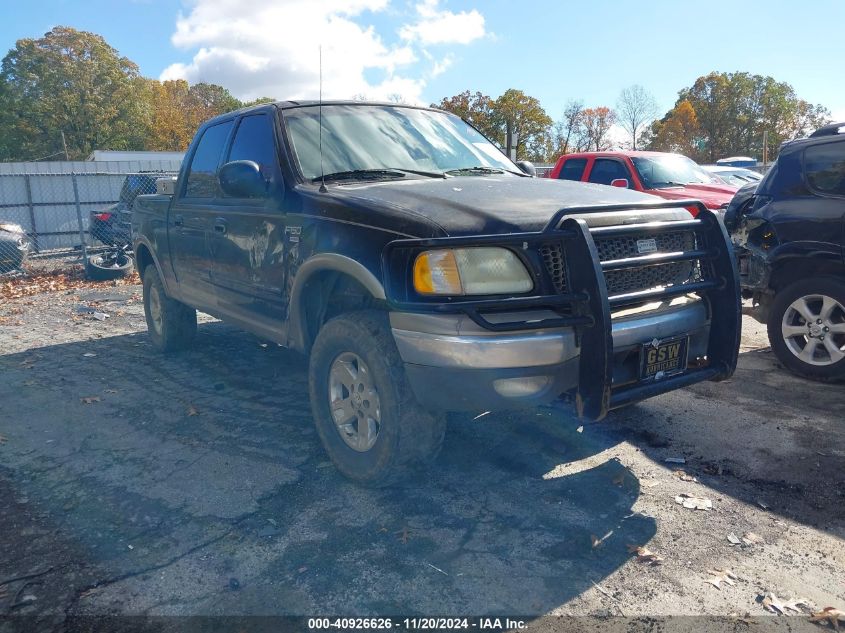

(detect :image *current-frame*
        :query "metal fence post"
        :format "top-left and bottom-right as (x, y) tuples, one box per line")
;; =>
(71, 173), (87, 262)
(24, 174), (38, 253)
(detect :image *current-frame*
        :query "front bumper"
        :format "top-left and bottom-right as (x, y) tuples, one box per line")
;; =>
(391, 298), (712, 413)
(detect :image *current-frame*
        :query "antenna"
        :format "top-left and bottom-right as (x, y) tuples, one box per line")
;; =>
(318, 44), (327, 193)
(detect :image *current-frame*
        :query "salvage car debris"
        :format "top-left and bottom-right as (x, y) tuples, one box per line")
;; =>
(675, 493), (712, 510)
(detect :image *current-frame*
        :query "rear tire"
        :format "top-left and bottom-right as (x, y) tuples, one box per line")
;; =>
(767, 277), (845, 381)
(85, 252), (133, 281)
(308, 310), (446, 486)
(142, 265), (197, 352)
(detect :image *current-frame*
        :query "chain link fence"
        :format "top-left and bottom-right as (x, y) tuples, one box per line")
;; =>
(0, 172), (175, 278)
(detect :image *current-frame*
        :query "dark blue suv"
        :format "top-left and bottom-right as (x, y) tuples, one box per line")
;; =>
(726, 122), (845, 380)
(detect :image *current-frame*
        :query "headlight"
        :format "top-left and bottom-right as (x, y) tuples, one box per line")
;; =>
(413, 247), (533, 296)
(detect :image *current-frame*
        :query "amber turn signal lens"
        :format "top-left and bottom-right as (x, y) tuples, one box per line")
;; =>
(413, 250), (462, 295)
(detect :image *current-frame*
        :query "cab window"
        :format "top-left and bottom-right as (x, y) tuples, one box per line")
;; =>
(184, 120), (234, 198)
(558, 158), (587, 181)
(588, 159), (630, 186)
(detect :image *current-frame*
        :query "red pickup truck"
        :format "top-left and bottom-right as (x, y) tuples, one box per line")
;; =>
(548, 151), (738, 216)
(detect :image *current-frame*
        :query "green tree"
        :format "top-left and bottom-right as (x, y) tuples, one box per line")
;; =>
(492, 89), (552, 161)
(646, 100), (702, 159)
(0, 26), (148, 160)
(656, 71), (831, 161)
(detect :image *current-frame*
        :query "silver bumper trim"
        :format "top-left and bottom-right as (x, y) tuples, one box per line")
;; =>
(390, 299), (709, 370)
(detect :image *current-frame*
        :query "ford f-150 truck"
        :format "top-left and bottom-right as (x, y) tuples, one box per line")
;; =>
(133, 101), (741, 484)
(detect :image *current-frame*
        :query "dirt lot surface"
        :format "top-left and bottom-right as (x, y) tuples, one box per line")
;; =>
(1, 281), (843, 631)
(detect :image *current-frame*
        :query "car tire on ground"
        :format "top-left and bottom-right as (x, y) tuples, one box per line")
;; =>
(767, 277), (845, 381)
(308, 310), (446, 486)
(142, 264), (197, 352)
(85, 252), (134, 281)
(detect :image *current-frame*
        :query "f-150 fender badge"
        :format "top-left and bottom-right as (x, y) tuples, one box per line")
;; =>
(285, 226), (302, 243)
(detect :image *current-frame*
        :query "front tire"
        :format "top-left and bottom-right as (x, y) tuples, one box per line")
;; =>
(767, 277), (845, 381)
(142, 265), (197, 352)
(308, 310), (446, 486)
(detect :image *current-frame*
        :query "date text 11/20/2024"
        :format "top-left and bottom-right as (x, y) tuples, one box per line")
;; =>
(307, 618), (527, 630)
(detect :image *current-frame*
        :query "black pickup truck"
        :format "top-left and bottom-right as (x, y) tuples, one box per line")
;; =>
(133, 101), (740, 484)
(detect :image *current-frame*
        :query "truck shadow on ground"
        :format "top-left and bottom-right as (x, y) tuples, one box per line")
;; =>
(1, 321), (653, 619)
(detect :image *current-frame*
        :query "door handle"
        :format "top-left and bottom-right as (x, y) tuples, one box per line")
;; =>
(214, 219), (227, 235)
(173, 214), (184, 227)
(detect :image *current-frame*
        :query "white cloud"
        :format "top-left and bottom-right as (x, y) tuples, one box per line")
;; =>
(160, 0), (484, 104)
(399, 0), (485, 45)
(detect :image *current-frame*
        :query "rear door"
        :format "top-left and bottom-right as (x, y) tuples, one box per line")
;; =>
(169, 119), (234, 309)
(802, 139), (845, 261)
(209, 111), (289, 334)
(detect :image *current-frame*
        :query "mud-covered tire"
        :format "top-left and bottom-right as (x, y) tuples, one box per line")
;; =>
(142, 265), (197, 352)
(85, 252), (133, 281)
(308, 310), (446, 486)
(767, 277), (845, 381)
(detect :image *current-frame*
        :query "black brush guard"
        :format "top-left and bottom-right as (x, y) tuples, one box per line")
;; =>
(382, 201), (741, 420)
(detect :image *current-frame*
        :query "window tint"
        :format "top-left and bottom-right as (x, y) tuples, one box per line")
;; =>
(588, 159), (630, 186)
(558, 158), (587, 181)
(228, 114), (278, 176)
(805, 142), (845, 196)
(185, 120), (234, 198)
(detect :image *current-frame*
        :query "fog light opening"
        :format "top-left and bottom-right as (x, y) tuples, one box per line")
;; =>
(492, 375), (552, 398)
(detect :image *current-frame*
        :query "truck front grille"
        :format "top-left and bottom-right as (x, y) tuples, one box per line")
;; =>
(540, 228), (709, 298)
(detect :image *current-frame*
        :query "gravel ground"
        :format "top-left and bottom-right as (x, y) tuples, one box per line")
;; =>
(0, 282), (843, 631)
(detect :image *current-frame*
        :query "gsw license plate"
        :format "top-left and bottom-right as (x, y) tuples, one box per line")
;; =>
(640, 336), (689, 380)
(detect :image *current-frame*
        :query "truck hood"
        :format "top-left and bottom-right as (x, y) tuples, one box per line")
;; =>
(647, 183), (738, 209)
(318, 176), (670, 237)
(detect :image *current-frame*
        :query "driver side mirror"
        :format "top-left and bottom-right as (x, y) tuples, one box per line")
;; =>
(516, 160), (536, 177)
(610, 178), (629, 188)
(218, 160), (268, 198)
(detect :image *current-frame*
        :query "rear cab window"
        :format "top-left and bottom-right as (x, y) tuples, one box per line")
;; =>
(804, 141), (845, 196)
(184, 120), (235, 199)
(558, 158), (588, 181)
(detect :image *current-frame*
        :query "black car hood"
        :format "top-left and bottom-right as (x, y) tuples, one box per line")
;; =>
(318, 176), (666, 237)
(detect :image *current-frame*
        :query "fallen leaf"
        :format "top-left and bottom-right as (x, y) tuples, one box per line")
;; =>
(675, 493), (712, 510)
(80, 396), (101, 404)
(727, 532), (741, 545)
(705, 568), (737, 589)
(742, 532), (764, 545)
(761, 592), (811, 615)
(626, 544), (663, 565)
(104, 389), (118, 394)
(810, 607), (845, 629)
(298, 566), (308, 574)
(395, 527), (411, 544)
(673, 469), (698, 482)
(576, 425), (584, 433)
(590, 534), (603, 548)
(186, 404), (199, 416)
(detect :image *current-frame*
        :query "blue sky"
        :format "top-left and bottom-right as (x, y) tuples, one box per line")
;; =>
(2, 0), (844, 123)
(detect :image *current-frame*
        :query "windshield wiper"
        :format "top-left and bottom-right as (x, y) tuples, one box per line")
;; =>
(313, 168), (446, 183)
(651, 180), (687, 188)
(445, 166), (506, 176)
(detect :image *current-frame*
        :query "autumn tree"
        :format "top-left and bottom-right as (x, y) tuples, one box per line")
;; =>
(645, 100), (702, 159)
(581, 106), (617, 151)
(545, 100), (586, 160)
(617, 85), (657, 150)
(658, 71), (831, 161)
(433, 90), (498, 141)
(0, 26), (149, 160)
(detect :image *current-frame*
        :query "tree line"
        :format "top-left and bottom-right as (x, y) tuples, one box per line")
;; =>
(0, 26), (832, 164)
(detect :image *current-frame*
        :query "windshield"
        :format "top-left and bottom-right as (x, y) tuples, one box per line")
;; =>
(282, 105), (517, 181)
(631, 154), (721, 188)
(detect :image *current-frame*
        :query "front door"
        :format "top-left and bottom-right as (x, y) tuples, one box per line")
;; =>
(209, 112), (289, 336)
(169, 119), (234, 310)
